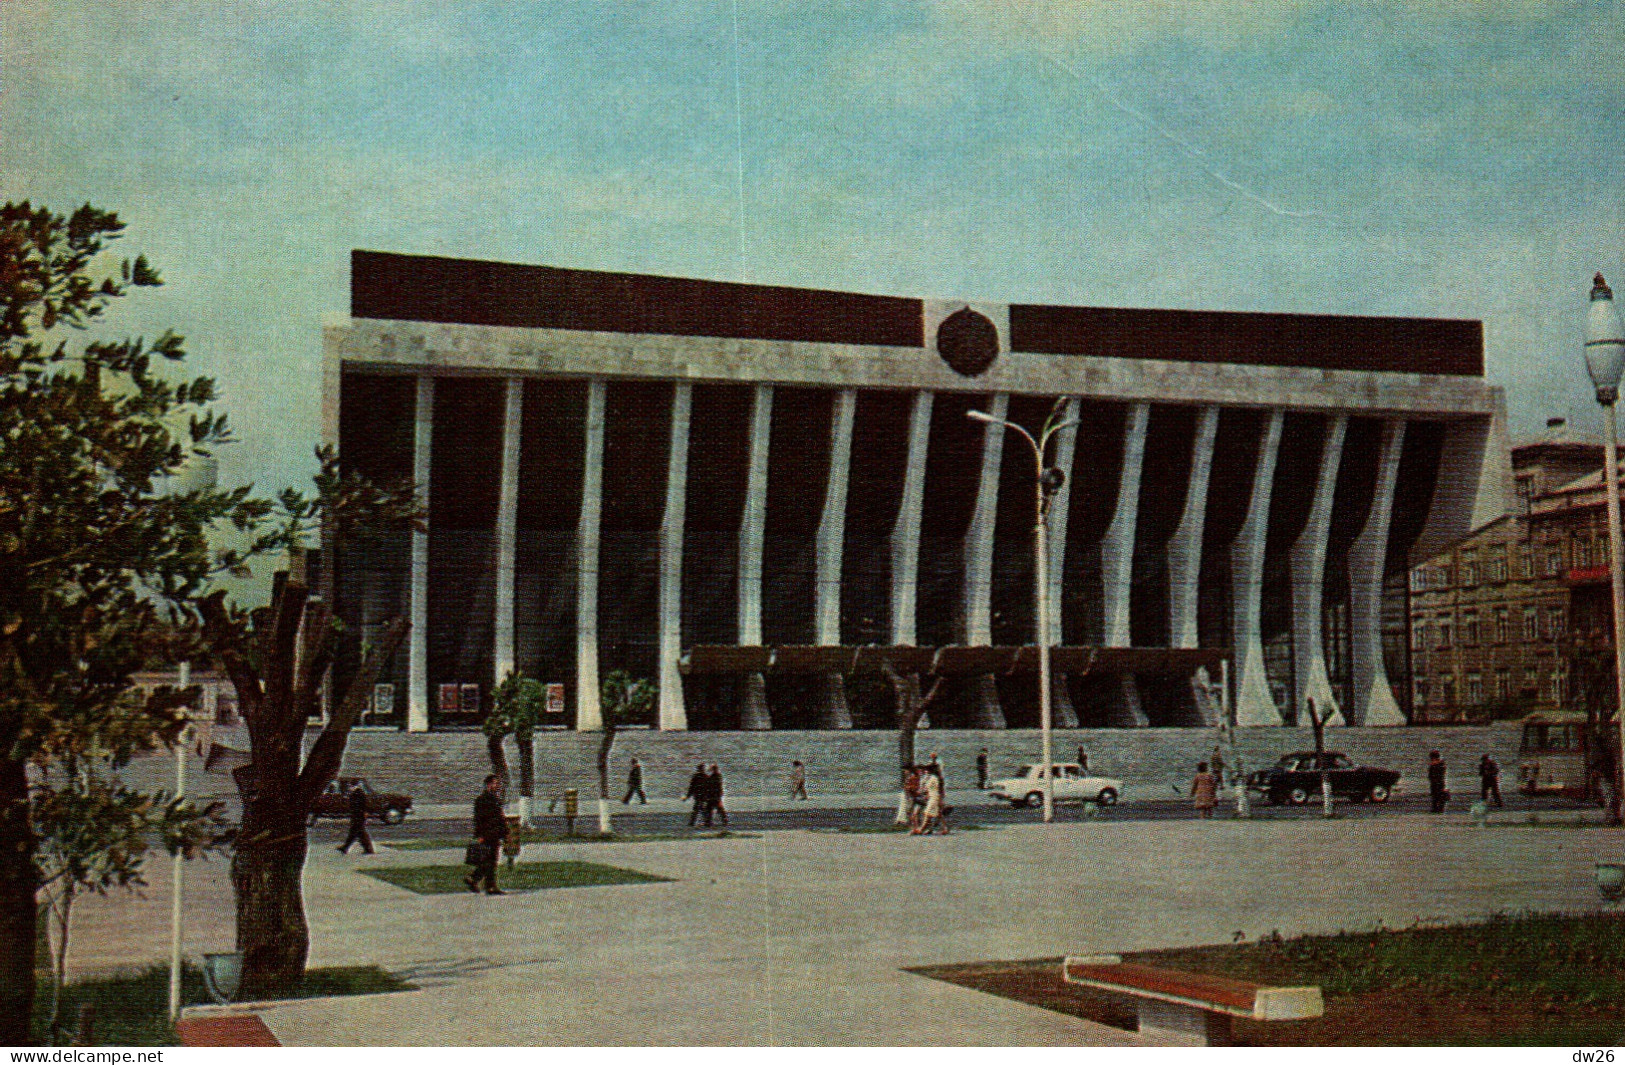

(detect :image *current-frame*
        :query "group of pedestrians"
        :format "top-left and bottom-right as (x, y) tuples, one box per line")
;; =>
(1427, 751), (1504, 813)
(684, 762), (730, 827)
(904, 755), (950, 834)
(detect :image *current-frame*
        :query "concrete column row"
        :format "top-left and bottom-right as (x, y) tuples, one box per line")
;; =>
(400, 376), (1412, 731)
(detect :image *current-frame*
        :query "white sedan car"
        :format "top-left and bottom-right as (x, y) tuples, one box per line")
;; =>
(989, 763), (1122, 808)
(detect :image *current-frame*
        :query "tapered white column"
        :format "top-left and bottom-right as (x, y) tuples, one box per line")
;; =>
(1101, 403), (1150, 726)
(1045, 399), (1081, 729)
(890, 392), (933, 646)
(1350, 418), (1408, 726)
(657, 383), (691, 730)
(814, 389), (856, 727)
(965, 393), (1009, 728)
(1232, 410), (1284, 726)
(407, 376), (433, 733)
(1168, 407), (1219, 650)
(574, 379), (606, 731)
(1289, 414), (1347, 726)
(492, 378), (522, 688)
(738, 384), (772, 729)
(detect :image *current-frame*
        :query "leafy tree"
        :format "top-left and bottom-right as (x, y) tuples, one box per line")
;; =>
(594, 671), (655, 832)
(486, 671), (545, 811)
(0, 201), (269, 1044)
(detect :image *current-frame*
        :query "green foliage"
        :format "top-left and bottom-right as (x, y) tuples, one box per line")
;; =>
(485, 671), (545, 742)
(600, 669), (656, 727)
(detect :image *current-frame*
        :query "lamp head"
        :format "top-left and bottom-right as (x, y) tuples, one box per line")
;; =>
(1040, 466), (1066, 497)
(1586, 273), (1625, 404)
(965, 409), (996, 424)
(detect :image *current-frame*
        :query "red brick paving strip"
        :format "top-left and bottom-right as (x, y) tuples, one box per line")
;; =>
(175, 1015), (281, 1047)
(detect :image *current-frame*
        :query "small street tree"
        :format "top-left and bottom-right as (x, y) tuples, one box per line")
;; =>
(0, 202), (266, 1043)
(487, 671), (545, 823)
(594, 670), (655, 833)
(882, 662), (944, 824)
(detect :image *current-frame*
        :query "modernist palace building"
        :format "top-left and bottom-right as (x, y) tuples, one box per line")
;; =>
(325, 250), (1510, 733)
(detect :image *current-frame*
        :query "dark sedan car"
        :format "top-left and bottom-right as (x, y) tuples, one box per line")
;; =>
(1247, 752), (1400, 806)
(308, 777), (413, 825)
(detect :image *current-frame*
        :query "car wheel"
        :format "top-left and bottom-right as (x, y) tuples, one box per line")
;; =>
(1025, 791), (1044, 809)
(381, 807), (406, 825)
(1096, 788), (1118, 807)
(1288, 786), (1311, 806)
(1368, 784), (1391, 804)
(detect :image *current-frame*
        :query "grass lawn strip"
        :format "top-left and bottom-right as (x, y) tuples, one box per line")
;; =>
(910, 912), (1625, 1046)
(29, 965), (413, 1046)
(361, 859), (672, 895)
(385, 829), (751, 850)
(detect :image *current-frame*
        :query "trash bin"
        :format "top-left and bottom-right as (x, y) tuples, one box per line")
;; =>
(563, 788), (579, 835)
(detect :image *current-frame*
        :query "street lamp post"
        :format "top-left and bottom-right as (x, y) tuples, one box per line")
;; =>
(968, 405), (1078, 823)
(1585, 273), (1625, 819)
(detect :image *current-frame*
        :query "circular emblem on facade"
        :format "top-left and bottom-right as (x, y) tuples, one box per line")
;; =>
(936, 307), (999, 377)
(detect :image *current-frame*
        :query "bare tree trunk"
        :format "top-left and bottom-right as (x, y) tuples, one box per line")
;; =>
(595, 725), (616, 834)
(0, 755), (37, 1045)
(516, 731), (534, 801)
(231, 817), (310, 1000)
(486, 733), (510, 793)
(885, 666), (942, 822)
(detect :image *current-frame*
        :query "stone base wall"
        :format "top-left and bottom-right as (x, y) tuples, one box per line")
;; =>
(321, 725), (1522, 804)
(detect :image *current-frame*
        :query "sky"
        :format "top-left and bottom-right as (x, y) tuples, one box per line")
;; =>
(5, 0), (1624, 498)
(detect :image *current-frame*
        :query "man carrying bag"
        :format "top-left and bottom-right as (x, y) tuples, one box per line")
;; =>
(465, 773), (507, 895)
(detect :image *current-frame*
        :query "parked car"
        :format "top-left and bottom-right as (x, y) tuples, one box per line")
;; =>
(989, 763), (1122, 808)
(308, 777), (413, 825)
(1246, 752), (1400, 805)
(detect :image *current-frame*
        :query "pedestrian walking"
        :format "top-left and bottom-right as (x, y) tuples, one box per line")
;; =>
(465, 773), (507, 895)
(928, 751), (944, 790)
(337, 781), (374, 855)
(789, 760), (808, 800)
(1210, 745), (1226, 790)
(1428, 751), (1449, 814)
(622, 757), (647, 804)
(707, 763), (729, 826)
(975, 748), (989, 790)
(919, 765), (949, 835)
(1190, 761), (1219, 820)
(904, 765), (926, 833)
(1478, 753), (1503, 808)
(684, 763), (709, 826)
(1077, 745), (1089, 772)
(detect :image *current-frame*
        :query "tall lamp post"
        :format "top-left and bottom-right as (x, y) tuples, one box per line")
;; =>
(1586, 273), (1625, 820)
(967, 404), (1078, 823)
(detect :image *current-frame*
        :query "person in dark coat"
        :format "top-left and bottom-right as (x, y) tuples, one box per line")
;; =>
(338, 782), (374, 855)
(684, 763), (710, 827)
(466, 773), (507, 894)
(707, 763), (729, 826)
(622, 757), (647, 805)
(1427, 751), (1449, 814)
(976, 748), (989, 790)
(1478, 753), (1503, 808)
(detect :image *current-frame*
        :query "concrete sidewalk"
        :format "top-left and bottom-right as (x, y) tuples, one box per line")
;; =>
(414, 788), (933, 821)
(65, 811), (1623, 1045)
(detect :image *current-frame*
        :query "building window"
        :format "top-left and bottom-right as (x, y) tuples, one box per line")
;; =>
(1437, 617), (1454, 650)
(1412, 621), (1428, 652)
(1488, 545), (1508, 583)
(1461, 550), (1479, 587)
(1467, 673), (1483, 705)
(1410, 568), (1425, 593)
(1516, 546), (1531, 580)
(1524, 666), (1539, 693)
(1523, 607), (1538, 642)
(1545, 548), (1562, 578)
(1463, 612), (1480, 647)
(1516, 475), (1533, 512)
(1549, 670), (1567, 705)
(1441, 675), (1456, 706)
(1495, 670), (1510, 702)
(1549, 606), (1565, 641)
(1414, 678), (1429, 707)
(1495, 607), (1510, 644)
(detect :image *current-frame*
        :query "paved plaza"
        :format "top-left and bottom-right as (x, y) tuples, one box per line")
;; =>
(70, 802), (1624, 1045)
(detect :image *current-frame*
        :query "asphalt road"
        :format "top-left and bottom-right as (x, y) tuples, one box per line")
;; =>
(306, 788), (1601, 844)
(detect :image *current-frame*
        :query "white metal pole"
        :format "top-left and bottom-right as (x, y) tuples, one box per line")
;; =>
(1036, 461), (1054, 824)
(1602, 404), (1625, 814)
(168, 661), (189, 1020)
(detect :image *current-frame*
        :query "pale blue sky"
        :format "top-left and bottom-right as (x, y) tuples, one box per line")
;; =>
(5, 1), (1623, 495)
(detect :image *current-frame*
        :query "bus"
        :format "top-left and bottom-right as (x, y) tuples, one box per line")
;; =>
(1517, 710), (1617, 806)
